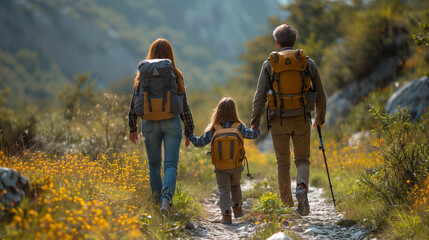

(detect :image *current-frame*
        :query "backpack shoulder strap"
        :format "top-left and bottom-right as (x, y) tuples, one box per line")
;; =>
(231, 122), (241, 129)
(214, 124), (223, 131)
(305, 57), (314, 89)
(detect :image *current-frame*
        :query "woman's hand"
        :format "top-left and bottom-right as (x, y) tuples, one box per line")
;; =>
(185, 136), (191, 147)
(129, 131), (139, 145)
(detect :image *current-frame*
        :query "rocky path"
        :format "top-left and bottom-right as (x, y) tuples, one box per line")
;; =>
(184, 179), (259, 239)
(285, 185), (369, 240)
(185, 180), (369, 240)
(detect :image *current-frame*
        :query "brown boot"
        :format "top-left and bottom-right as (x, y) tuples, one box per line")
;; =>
(233, 203), (244, 218)
(222, 213), (232, 225)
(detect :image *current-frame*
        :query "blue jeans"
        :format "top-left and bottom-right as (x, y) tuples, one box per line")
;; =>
(141, 115), (182, 203)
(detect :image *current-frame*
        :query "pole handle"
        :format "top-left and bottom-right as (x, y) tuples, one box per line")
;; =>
(317, 125), (324, 150)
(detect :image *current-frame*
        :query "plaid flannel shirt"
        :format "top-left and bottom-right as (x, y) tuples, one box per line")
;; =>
(189, 121), (260, 147)
(128, 91), (194, 136)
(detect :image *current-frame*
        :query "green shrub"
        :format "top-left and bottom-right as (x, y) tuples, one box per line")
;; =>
(412, 22), (429, 77)
(322, 1), (410, 94)
(39, 75), (130, 157)
(255, 192), (287, 216)
(0, 87), (37, 154)
(361, 107), (429, 206)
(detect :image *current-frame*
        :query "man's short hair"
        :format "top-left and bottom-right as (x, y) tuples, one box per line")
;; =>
(273, 24), (298, 48)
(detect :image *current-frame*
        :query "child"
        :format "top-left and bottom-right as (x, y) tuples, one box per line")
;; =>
(189, 97), (260, 224)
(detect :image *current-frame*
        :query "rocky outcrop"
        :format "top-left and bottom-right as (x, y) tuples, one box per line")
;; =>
(325, 57), (401, 127)
(0, 168), (31, 219)
(385, 76), (429, 121)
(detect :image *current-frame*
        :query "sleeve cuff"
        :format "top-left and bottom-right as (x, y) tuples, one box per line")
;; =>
(188, 134), (196, 143)
(314, 117), (325, 126)
(184, 129), (193, 137)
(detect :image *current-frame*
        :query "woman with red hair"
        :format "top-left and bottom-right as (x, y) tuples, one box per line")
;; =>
(128, 38), (194, 214)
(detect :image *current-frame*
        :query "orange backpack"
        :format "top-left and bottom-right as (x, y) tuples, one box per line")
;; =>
(210, 123), (245, 170)
(266, 49), (316, 120)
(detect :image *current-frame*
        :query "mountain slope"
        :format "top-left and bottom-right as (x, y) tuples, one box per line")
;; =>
(0, 0), (285, 105)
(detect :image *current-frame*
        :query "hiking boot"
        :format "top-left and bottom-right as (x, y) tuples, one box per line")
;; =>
(296, 184), (310, 216)
(222, 213), (232, 225)
(160, 199), (171, 215)
(233, 203), (244, 218)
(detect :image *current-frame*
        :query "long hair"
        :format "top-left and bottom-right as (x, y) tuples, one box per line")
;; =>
(205, 97), (243, 132)
(134, 38), (185, 93)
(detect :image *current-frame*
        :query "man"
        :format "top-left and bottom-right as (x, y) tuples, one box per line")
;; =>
(250, 24), (326, 216)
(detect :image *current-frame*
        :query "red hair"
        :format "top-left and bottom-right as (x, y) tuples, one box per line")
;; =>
(134, 38), (185, 93)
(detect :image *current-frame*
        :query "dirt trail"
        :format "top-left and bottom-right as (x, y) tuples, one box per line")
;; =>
(185, 180), (369, 240)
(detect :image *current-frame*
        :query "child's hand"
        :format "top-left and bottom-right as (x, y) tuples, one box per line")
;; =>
(185, 136), (191, 147)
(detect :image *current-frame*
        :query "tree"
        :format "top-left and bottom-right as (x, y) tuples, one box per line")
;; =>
(58, 74), (98, 121)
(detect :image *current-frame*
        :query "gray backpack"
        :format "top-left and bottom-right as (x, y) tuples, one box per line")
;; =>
(134, 59), (183, 120)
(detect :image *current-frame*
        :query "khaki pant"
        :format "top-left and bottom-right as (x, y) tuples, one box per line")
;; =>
(270, 115), (310, 207)
(214, 165), (244, 214)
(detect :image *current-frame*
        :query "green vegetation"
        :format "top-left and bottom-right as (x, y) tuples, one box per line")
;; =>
(336, 107), (429, 237)
(0, 87), (37, 154)
(0, 49), (69, 108)
(214, 0), (429, 131)
(412, 22), (429, 76)
(1, 0), (429, 239)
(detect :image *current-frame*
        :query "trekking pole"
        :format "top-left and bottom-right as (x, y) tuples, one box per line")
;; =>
(317, 125), (336, 207)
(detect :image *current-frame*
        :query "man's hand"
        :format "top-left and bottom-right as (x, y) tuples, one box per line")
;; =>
(251, 124), (257, 130)
(313, 124), (323, 129)
(129, 131), (138, 145)
(185, 136), (191, 147)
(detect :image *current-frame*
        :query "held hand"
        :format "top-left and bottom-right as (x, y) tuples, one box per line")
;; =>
(313, 123), (323, 129)
(185, 136), (191, 147)
(129, 131), (138, 145)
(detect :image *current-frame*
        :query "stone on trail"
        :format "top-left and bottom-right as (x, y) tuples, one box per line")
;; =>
(291, 225), (304, 232)
(267, 232), (292, 240)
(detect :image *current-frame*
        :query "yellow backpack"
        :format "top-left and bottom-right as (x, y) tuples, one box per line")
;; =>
(266, 49), (315, 121)
(210, 123), (245, 170)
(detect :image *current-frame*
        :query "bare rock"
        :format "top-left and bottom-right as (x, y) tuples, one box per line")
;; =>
(326, 57), (401, 127)
(385, 76), (429, 121)
(0, 168), (31, 219)
(267, 232), (292, 240)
